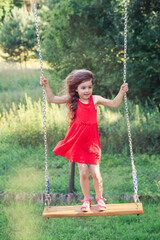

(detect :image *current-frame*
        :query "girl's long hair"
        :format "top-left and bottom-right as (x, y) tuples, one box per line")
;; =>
(65, 69), (94, 122)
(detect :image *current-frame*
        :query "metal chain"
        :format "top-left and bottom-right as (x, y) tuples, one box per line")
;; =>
(33, 0), (51, 206)
(123, 0), (140, 205)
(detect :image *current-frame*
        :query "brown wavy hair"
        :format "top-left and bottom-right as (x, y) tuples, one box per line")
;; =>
(65, 69), (94, 122)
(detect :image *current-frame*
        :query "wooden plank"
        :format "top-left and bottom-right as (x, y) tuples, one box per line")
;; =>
(42, 203), (143, 218)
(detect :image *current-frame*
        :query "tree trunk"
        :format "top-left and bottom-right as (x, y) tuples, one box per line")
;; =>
(30, 0), (33, 12)
(23, 0), (27, 12)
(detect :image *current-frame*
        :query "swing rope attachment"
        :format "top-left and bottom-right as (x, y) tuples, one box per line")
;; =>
(33, 0), (51, 207)
(123, 0), (140, 205)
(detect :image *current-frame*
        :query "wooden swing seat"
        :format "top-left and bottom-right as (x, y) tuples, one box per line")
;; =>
(43, 203), (143, 218)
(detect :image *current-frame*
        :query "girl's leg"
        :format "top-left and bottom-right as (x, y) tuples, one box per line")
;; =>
(90, 164), (106, 210)
(77, 163), (90, 199)
(89, 164), (103, 199)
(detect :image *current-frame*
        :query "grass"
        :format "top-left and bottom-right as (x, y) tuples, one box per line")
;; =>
(0, 94), (159, 155)
(0, 200), (160, 240)
(0, 144), (159, 198)
(0, 62), (62, 113)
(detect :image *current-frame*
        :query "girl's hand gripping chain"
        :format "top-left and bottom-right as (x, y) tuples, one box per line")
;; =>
(40, 77), (48, 87)
(120, 83), (128, 94)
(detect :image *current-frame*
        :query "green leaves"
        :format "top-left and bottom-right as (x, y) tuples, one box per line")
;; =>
(41, 0), (159, 107)
(0, 7), (36, 63)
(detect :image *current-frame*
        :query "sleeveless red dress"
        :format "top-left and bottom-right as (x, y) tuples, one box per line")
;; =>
(53, 95), (101, 164)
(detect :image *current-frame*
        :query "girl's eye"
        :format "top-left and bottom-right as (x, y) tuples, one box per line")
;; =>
(81, 85), (92, 90)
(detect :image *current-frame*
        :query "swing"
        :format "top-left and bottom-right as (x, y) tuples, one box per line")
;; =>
(33, 0), (143, 218)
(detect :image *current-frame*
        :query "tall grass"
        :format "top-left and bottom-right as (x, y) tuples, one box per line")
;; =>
(0, 66), (62, 113)
(98, 101), (160, 154)
(0, 94), (159, 154)
(0, 95), (68, 147)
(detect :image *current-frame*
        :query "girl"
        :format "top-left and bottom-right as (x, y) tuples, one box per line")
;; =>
(40, 69), (128, 212)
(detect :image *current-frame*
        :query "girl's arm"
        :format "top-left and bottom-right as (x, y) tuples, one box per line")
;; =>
(94, 83), (128, 108)
(40, 77), (70, 104)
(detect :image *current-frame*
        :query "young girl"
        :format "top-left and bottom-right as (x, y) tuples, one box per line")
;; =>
(40, 69), (128, 212)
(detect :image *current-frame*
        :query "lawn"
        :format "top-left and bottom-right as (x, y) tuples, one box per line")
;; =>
(0, 199), (160, 240)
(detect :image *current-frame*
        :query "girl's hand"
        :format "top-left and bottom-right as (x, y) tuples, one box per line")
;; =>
(40, 77), (48, 87)
(120, 83), (128, 94)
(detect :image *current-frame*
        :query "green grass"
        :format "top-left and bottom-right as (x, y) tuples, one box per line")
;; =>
(0, 66), (62, 113)
(0, 200), (160, 240)
(0, 144), (159, 198)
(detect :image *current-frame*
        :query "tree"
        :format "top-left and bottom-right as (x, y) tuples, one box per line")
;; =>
(42, 0), (159, 106)
(0, 7), (37, 63)
(128, 0), (160, 107)
(43, 0), (124, 98)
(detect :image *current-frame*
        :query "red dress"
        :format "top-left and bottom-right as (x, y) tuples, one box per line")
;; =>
(53, 95), (101, 164)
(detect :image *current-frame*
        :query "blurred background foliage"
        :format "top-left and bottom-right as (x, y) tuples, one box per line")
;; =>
(41, 0), (160, 108)
(0, 0), (159, 108)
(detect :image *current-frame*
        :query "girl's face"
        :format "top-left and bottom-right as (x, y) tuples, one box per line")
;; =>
(76, 79), (93, 102)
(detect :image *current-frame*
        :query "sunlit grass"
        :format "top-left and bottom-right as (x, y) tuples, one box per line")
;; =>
(98, 106), (122, 124)
(0, 61), (62, 113)
(0, 93), (159, 156)
(4, 202), (39, 240)
(6, 167), (44, 193)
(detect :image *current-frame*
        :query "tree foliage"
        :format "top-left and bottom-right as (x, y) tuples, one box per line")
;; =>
(42, 0), (160, 107)
(0, 0), (23, 24)
(128, 0), (160, 106)
(0, 0), (13, 23)
(43, 0), (124, 98)
(0, 7), (36, 63)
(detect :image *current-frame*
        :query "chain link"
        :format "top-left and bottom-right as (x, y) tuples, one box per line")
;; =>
(33, 0), (51, 207)
(123, 0), (140, 205)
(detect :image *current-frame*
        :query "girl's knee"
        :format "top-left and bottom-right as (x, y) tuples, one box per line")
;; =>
(78, 163), (89, 180)
(80, 171), (89, 180)
(91, 172), (102, 182)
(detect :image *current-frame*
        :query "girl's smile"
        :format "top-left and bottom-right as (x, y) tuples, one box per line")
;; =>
(76, 80), (93, 103)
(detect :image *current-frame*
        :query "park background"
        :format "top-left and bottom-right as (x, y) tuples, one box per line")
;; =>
(0, 0), (159, 239)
